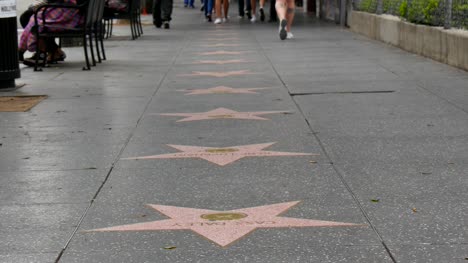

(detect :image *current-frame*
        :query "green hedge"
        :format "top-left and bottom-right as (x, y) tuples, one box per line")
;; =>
(357, 0), (467, 29)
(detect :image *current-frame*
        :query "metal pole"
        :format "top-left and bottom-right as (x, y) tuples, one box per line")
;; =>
(0, 0), (20, 91)
(340, 0), (346, 26)
(444, 0), (452, 29)
(376, 0), (383, 14)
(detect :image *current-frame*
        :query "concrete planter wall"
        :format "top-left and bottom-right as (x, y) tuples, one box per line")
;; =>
(348, 11), (468, 71)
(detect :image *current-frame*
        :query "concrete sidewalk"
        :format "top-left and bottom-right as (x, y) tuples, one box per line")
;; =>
(1, 3), (468, 263)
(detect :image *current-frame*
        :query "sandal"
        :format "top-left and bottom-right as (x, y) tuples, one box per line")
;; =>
(47, 52), (67, 64)
(22, 53), (46, 67)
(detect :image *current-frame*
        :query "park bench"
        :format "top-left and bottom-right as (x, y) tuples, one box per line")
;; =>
(32, 0), (106, 71)
(103, 0), (143, 40)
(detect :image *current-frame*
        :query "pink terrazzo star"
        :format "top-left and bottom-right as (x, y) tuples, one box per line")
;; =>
(198, 50), (245, 55)
(121, 142), (318, 166)
(192, 59), (251, 65)
(178, 86), (272, 95)
(88, 201), (362, 247)
(157, 107), (289, 122)
(179, 70), (255, 78)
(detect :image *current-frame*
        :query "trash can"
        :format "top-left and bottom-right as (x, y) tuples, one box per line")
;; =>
(0, 0), (20, 90)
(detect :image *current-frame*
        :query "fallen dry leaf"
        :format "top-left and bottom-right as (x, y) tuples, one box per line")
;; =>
(164, 246), (177, 250)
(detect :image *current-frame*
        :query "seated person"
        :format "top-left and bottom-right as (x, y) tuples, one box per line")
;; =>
(104, 0), (129, 16)
(18, 0), (85, 66)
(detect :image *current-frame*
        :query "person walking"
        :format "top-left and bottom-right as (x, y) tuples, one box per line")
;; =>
(268, 0), (277, 22)
(153, 0), (173, 29)
(238, 0), (251, 19)
(250, 0), (265, 22)
(276, 0), (295, 40)
(184, 0), (195, 8)
(203, 0), (214, 21)
(213, 0), (229, 24)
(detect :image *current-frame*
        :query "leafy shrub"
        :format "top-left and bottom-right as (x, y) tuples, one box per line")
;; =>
(359, 0), (378, 12)
(383, 0), (402, 15)
(399, 0), (408, 17)
(406, 0), (443, 25)
(453, 3), (468, 28)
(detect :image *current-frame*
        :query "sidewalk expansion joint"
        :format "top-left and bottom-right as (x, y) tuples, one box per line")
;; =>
(290, 90), (395, 96)
(253, 34), (398, 263)
(54, 32), (191, 263)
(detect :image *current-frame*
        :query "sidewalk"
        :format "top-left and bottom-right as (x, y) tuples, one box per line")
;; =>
(1, 3), (468, 262)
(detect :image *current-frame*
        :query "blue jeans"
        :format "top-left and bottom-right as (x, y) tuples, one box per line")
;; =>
(204, 0), (213, 15)
(184, 0), (195, 6)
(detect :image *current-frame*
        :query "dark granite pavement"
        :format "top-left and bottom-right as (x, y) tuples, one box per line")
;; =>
(1, 3), (468, 262)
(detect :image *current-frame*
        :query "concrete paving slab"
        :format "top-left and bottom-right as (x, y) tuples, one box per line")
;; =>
(332, 162), (468, 244)
(0, 97), (148, 128)
(388, 244), (468, 263)
(61, 245), (392, 263)
(0, 143), (122, 172)
(293, 87), (468, 137)
(418, 78), (468, 113)
(0, 170), (104, 205)
(0, 253), (57, 263)
(0, 126), (132, 145)
(2, 2), (468, 262)
(0, 203), (87, 253)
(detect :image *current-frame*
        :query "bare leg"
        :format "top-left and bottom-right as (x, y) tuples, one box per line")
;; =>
(251, 0), (256, 16)
(286, 0), (295, 31)
(215, 0), (222, 18)
(224, 0), (229, 18)
(275, 0), (287, 39)
(275, 0), (286, 21)
(259, 0), (265, 8)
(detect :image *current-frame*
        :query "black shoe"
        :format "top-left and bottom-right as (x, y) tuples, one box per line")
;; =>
(200, 5), (205, 11)
(163, 21), (170, 29)
(184, 4), (188, 7)
(154, 21), (162, 28)
(246, 10), (252, 19)
(279, 19), (287, 40)
(23, 53), (46, 67)
(206, 14), (212, 22)
(259, 8), (265, 21)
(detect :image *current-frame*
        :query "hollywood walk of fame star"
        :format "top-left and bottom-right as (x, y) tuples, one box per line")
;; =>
(178, 86), (273, 95)
(156, 107), (290, 122)
(121, 142), (318, 166)
(198, 50), (245, 55)
(87, 201), (363, 247)
(179, 70), (255, 78)
(192, 59), (251, 65)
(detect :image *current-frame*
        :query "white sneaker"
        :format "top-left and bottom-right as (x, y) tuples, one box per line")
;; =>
(222, 16), (229, 23)
(214, 18), (222, 24)
(286, 32), (294, 39)
(250, 15), (256, 22)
